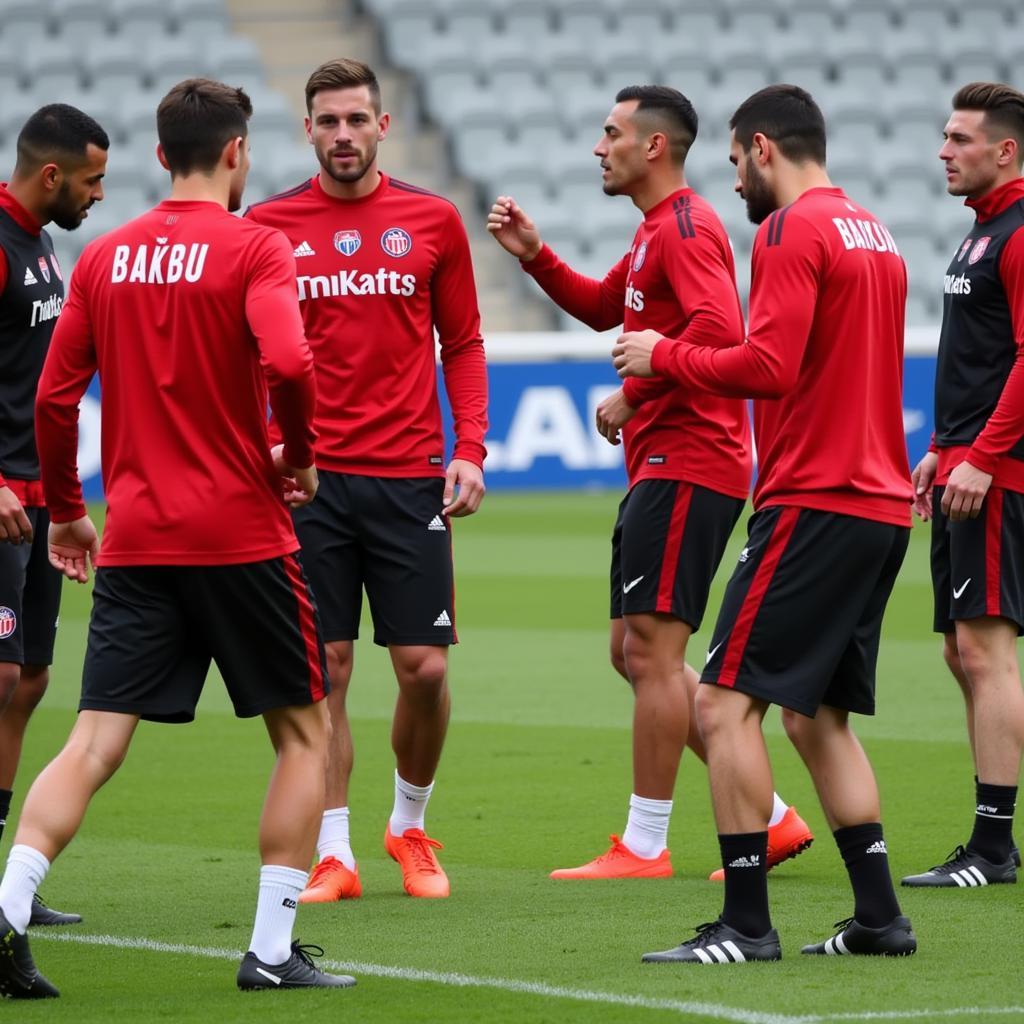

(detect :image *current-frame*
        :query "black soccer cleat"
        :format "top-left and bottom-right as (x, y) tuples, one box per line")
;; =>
(28, 893), (83, 928)
(641, 919), (782, 964)
(801, 915), (917, 957)
(237, 941), (356, 990)
(1012, 842), (1021, 869)
(0, 910), (60, 999)
(900, 844), (1017, 888)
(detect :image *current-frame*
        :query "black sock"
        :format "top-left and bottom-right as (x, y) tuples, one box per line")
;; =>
(718, 832), (771, 937)
(967, 782), (1017, 863)
(834, 823), (902, 929)
(0, 788), (11, 843)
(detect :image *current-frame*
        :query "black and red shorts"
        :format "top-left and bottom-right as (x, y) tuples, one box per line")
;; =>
(701, 506), (909, 717)
(79, 554), (328, 723)
(610, 480), (744, 628)
(931, 484), (1024, 635)
(291, 472), (456, 647)
(0, 507), (62, 667)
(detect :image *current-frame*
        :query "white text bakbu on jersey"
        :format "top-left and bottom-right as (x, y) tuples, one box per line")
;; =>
(110, 243), (210, 284)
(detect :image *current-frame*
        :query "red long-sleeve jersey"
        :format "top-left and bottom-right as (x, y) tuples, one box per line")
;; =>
(36, 199), (317, 565)
(651, 187), (912, 527)
(522, 189), (751, 497)
(245, 173), (488, 476)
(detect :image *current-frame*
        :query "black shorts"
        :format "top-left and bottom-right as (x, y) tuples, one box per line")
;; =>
(79, 554), (329, 723)
(610, 480), (744, 629)
(931, 484), (1024, 635)
(0, 507), (62, 667)
(701, 506), (909, 717)
(291, 472), (456, 647)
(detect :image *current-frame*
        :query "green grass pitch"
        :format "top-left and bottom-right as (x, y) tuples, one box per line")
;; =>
(5, 492), (1023, 1023)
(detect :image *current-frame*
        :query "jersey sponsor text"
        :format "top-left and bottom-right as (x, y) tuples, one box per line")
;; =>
(297, 268), (416, 301)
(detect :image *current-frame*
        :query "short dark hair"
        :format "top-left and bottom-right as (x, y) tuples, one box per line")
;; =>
(305, 58), (381, 114)
(952, 81), (1024, 162)
(15, 104), (109, 174)
(615, 85), (698, 165)
(156, 78), (252, 176)
(730, 84), (826, 165)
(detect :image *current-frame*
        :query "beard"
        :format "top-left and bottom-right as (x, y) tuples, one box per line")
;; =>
(317, 141), (376, 184)
(49, 181), (92, 231)
(742, 160), (777, 225)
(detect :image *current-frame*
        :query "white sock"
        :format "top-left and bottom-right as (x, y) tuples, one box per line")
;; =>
(248, 864), (306, 966)
(388, 771), (434, 836)
(622, 794), (673, 859)
(0, 845), (50, 934)
(317, 807), (355, 870)
(768, 793), (789, 829)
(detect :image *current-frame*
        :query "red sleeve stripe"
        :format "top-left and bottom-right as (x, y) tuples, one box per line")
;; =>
(717, 507), (800, 687)
(283, 553), (327, 702)
(985, 487), (1004, 617)
(655, 483), (694, 613)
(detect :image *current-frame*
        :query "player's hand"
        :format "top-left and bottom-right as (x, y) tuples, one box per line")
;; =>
(272, 444), (319, 508)
(612, 330), (662, 378)
(911, 451), (938, 521)
(595, 388), (636, 446)
(443, 459), (485, 517)
(486, 196), (543, 261)
(940, 459), (992, 522)
(0, 485), (32, 544)
(48, 515), (99, 583)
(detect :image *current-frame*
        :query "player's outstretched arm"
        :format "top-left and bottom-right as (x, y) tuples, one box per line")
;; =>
(487, 196), (542, 261)
(911, 451), (937, 521)
(442, 458), (485, 517)
(48, 515), (99, 583)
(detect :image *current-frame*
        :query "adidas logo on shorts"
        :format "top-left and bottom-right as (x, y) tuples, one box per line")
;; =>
(427, 515), (447, 531)
(434, 610), (452, 627)
(727, 855), (760, 868)
(866, 841), (888, 855)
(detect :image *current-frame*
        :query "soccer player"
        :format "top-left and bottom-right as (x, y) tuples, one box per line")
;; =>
(488, 86), (813, 881)
(245, 59), (487, 901)
(0, 104), (107, 929)
(0, 79), (354, 997)
(902, 82), (1024, 889)
(614, 85), (917, 962)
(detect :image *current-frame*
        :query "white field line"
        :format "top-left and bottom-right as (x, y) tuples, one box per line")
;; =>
(32, 930), (1024, 1024)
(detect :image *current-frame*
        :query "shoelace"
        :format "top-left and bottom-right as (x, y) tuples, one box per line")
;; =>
(932, 844), (969, 873)
(290, 941), (326, 972)
(689, 921), (727, 947)
(831, 917), (854, 934)
(403, 831), (444, 873)
(307, 858), (341, 885)
(595, 835), (630, 862)
(31, 894), (48, 908)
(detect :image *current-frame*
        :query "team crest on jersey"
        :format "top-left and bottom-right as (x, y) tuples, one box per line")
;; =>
(632, 240), (648, 272)
(37, 256), (50, 284)
(380, 227), (412, 258)
(957, 238), (973, 262)
(50, 253), (63, 281)
(0, 607), (16, 639)
(968, 236), (991, 265)
(334, 229), (361, 256)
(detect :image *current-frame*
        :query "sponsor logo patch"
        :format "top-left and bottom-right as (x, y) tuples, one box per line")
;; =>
(968, 236), (991, 265)
(0, 607), (16, 639)
(632, 240), (648, 271)
(380, 226), (412, 258)
(23, 266), (37, 286)
(333, 230), (360, 256)
(957, 238), (972, 262)
(37, 256), (50, 284)
(50, 253), (63, 281)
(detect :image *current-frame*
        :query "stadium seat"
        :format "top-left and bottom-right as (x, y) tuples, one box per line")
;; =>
(782, 0), (837, 38)
(898, 1), (952, 41)
(380, 1), (439, 70)
(206, 35), (266, 89)
(590, 39), (655, 89)
(441, 1), (495, 49)
(725, 0), (781, 39)
(669, 2), (724, 46)
(22, 40), (84, 99)
(144, 35), (210, 95)
(557, 2), (610, 40)
(502, 0), (551, 39)
(168, 0), (230, 38)
(766, 35), (833, 96)
(86, 37), (147, 97)
(0, 0), (51, 43)
(108, 0), (170, 41)
(711, 37), (775, 98)
(452, 114), (514, 182)
(840, 0), (895, 35)
(610, 1), (666, 40)
(50, 0), (111, 40)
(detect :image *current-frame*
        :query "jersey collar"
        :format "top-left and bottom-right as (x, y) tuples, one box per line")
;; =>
(313, 171), (388, 206)
(0, 184), (42, 235)
(966, 177), (1024, 224)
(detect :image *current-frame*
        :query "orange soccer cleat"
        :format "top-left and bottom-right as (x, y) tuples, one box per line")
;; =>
(550, 835), (673, 879)
(708, 806), (814, 881)
(384, 827), (450, 898)
(299, 856), (363, 902)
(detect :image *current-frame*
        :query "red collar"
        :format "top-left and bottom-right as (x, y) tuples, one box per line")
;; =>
(966, 177), (1024, 223)
(0, 184), (42, 235)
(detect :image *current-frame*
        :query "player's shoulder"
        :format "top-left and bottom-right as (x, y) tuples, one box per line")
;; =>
(244, 178), (316, 220)
(385, 176), (463, 219)
(655, 190), (729, 246)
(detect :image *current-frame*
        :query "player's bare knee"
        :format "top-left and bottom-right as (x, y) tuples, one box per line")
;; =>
(0, 662), (20, 711)
(781, 707), (814, 749)
(694, 684), (729, 743)
(396, 652), (448, 706)
(609, 642), (628, 681)
(325, 643), (354, 692)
